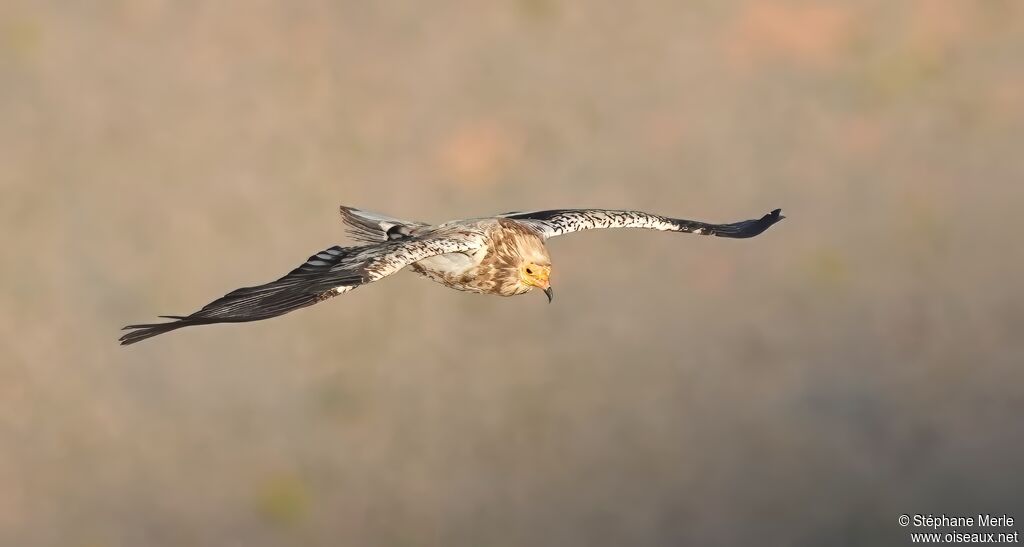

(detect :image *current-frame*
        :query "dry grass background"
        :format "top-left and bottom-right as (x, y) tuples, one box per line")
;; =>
(2, 1), (1023, 545)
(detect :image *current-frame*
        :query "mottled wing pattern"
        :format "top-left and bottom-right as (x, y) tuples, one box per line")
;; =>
(120, 232), (485, 345)
(501, 208), (784, 240)
(321, 231), (486, 288)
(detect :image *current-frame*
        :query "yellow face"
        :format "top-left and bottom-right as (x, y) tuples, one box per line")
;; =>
(520, 262), (550, 288)
(520, 262), (553, 301)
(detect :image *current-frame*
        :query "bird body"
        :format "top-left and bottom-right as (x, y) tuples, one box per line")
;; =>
(120, 205), (783, 345)
(409, 219), (551, 297)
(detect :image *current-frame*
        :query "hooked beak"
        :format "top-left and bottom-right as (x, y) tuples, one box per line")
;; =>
(543, 286), (554, 303)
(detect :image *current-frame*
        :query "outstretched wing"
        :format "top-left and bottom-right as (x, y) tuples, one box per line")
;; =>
(119, 232), (484, 345)
(501, 208), (784, 240)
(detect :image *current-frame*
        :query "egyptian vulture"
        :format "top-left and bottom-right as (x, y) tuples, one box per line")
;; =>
(119, 206), (784, 345)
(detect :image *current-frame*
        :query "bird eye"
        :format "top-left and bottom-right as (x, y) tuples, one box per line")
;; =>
(526, 268), (533, 275)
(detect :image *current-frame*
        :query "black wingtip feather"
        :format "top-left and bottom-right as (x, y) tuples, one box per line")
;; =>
(714, 208), (784, 238)
(762, 207), (784, 226)
(118, 243), (366, 346)
(119, 319), (200, 345)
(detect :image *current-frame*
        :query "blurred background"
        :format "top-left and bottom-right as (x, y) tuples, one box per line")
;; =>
(2, 1), (1023, 545)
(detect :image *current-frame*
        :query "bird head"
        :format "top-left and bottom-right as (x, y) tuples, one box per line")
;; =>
(519, 262), (553, 302)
